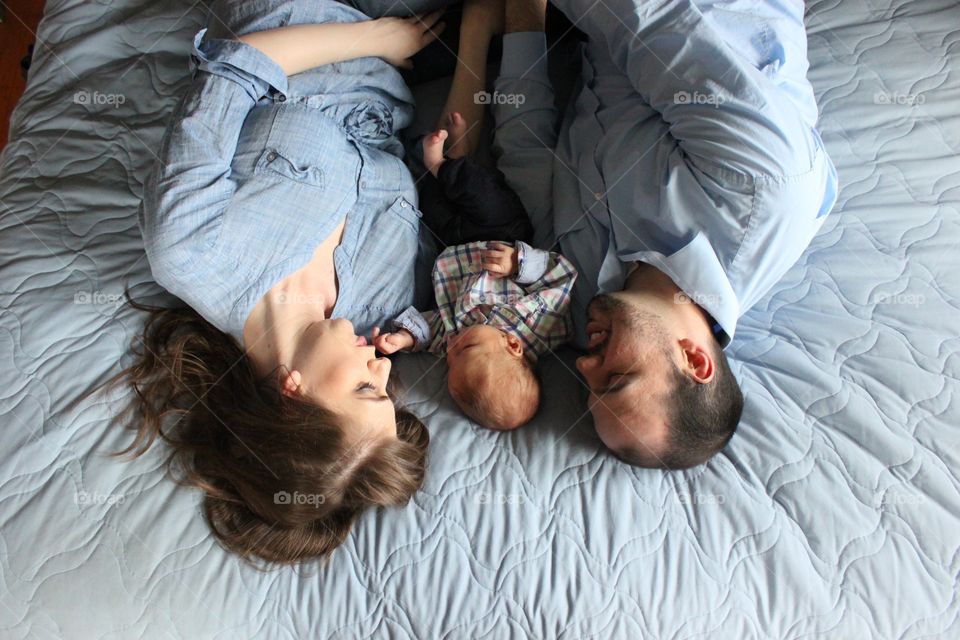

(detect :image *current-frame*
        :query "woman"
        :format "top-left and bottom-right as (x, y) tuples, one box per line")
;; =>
(114, 0), (464, 566)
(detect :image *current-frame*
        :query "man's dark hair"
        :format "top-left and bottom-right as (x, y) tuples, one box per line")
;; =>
(660, 344), (743, 469)
(617, 343), (743, 469)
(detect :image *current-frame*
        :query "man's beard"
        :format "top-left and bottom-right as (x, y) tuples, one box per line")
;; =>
(586, 293), (663, 357)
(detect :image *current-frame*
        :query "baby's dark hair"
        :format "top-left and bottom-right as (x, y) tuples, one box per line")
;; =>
(449, 353), (539, 430)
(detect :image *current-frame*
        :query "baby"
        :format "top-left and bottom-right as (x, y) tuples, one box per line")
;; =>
(373, 114), (577, 430)
(373, 238), (576, 430)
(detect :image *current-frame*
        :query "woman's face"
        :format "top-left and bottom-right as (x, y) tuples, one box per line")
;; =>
(292, 318), (397, 443)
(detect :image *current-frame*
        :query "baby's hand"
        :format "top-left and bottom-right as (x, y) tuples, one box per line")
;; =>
(482, 241), (519, 278)
(372, 326), (415, 355)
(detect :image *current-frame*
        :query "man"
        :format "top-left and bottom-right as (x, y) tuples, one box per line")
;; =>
(492, 0), (838, 468)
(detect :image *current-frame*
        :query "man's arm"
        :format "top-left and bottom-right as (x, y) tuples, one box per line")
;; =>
(549, 0), (818, 178)
(491, 0), (559, 250)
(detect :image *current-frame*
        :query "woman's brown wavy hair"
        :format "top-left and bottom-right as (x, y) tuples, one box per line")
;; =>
(104, 295), (429, 567)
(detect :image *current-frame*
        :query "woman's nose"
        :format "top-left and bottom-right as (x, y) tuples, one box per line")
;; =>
(372, 355), (392, 378)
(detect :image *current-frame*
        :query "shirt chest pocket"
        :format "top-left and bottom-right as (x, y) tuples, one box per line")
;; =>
(253, 105), (359, 195)
(349, 195), (422, 303)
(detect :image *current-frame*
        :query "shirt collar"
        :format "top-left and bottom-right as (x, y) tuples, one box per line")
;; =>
(619, 231), (738, 347)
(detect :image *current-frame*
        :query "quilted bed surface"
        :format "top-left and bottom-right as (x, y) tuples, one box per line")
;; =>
(1, 0), (958, 638)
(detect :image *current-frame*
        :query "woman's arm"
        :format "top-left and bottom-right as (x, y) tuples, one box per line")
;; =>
(237, 13), (445, 76)
(435, 0), (504, 155)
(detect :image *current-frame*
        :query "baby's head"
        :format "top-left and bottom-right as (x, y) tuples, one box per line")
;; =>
(445, 325), (540, 430)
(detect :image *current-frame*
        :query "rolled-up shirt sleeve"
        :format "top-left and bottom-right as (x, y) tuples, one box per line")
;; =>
(141, 28), (289, 278)
(514, 241), (549, 285)
(189, 27), (289, 101)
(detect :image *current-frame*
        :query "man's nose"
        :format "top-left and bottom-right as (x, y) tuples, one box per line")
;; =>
(576, 354), (601, 382)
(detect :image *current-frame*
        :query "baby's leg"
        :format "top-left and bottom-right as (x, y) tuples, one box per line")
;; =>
(422, 129), (449, 177)
(442, 112), (470, 160)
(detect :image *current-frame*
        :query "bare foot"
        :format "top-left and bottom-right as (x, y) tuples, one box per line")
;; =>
(443, 111), (471, 160)
(423, 128), (449, 177)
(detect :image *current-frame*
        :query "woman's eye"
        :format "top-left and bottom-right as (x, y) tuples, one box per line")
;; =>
(355, 382), (377, 393)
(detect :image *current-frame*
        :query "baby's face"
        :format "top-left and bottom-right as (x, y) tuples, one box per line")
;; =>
(446, 325), (518, 384)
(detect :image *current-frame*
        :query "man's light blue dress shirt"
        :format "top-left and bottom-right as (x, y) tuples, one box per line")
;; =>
(493, 0), (838, 349)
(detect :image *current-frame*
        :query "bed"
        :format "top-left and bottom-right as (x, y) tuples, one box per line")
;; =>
(1, 0), (957, 637)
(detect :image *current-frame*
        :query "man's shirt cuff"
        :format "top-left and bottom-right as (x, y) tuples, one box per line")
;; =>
(500, 32), (549, 80)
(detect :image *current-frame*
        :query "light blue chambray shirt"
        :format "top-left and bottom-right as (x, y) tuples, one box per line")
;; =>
(492, 0), (839, 349)
(139, 0), (440, 345)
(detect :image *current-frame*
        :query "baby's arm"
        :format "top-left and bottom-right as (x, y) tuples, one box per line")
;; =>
(480, 241), (553, 286)
(514, 244), (579, 349)
(375, 308), (445, 355)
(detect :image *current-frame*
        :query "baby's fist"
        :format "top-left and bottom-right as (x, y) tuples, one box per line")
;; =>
(482, 241), (519, 278)
(372, 326), (415, 355)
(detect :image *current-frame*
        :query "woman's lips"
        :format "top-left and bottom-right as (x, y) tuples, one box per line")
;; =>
(355, 335), (367, 346)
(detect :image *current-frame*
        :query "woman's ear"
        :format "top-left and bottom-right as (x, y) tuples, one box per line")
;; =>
(503, 332), (524, 358)
(279, 369), (303, 398)
(678, 338), (715, 384)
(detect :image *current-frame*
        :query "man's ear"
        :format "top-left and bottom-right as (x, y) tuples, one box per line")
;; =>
(279, 369), (303, 398)
(678, 338), (715, 384)
(503, 332), (524, 358)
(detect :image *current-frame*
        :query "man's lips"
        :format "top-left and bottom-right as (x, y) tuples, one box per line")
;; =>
(585, 320), (608, 351)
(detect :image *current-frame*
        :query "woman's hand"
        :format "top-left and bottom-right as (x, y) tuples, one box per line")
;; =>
(372, 327), (416, 355)
(371, 12), (446, 69)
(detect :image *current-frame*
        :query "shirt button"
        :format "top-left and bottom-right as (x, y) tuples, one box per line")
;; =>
(277, 93), (286, 102)
(360, 181), (367, 189)
(595, 191), (603, 200)
(266, 151), (277, 162)
(400, 200), (408, 208)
